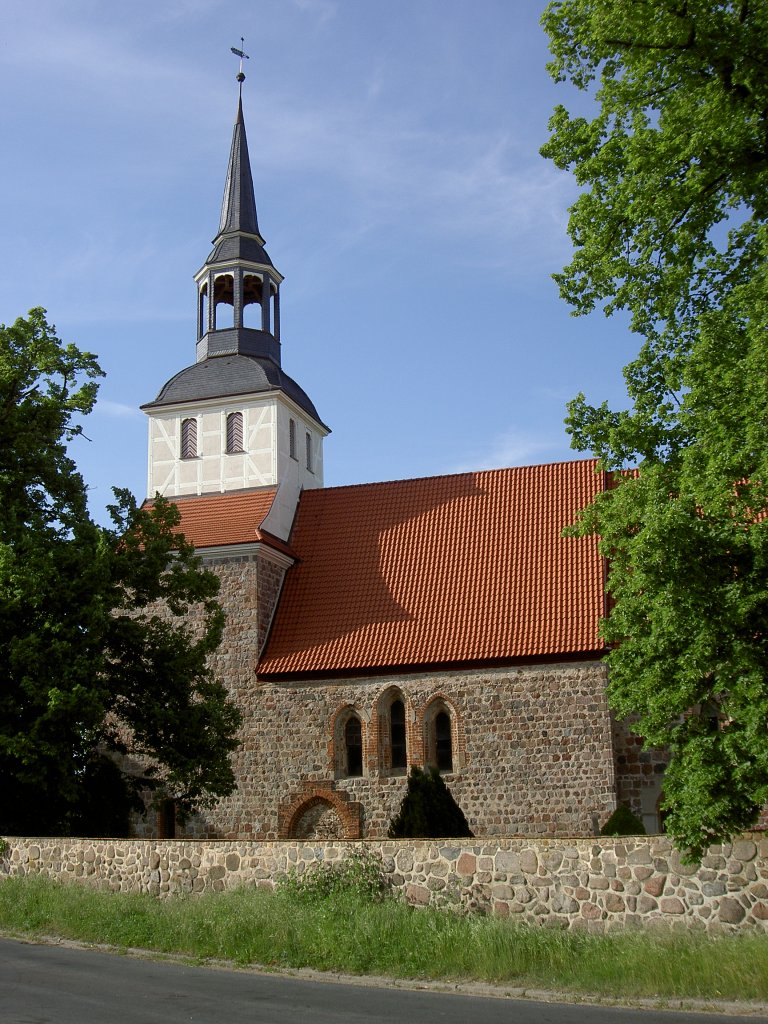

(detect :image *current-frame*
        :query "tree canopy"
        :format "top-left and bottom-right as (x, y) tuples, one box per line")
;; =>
(542, 1), (768, 855)
(0, 309), (241, 836)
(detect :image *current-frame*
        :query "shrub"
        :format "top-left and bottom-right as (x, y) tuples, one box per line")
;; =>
(276, 849), (390, 904)
(388, 766), (473, 838)
(600, 804), (646, 836)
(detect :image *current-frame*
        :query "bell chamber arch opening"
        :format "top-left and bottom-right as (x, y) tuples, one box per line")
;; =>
(242, 273), (263, 329)
(213, 273), (235, 329)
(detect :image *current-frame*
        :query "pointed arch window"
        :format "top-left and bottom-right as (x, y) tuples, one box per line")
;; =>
(181, 418), (198, 459)
(289, 418), (297, 461)
(424, 699), (457, 774)
(344, 716), (363, 777)
(435, 711), (453, 772)
(390, 698), (407, 772)
(305, 431), (313, 473)
(226, 412), (244, 453)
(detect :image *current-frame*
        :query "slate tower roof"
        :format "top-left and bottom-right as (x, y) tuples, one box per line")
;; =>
(142, 90), (325, 429)
(207, 96), (272, 268)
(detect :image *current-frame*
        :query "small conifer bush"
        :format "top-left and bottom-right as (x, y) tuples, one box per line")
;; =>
(600, 803), (646, 836)
(388, 766), (473, 838)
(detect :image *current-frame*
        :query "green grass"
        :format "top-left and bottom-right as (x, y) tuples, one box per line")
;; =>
(1, 874), (766, 1002)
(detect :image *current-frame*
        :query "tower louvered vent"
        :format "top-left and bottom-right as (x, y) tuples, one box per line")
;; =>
(181, 417), (198, 459)
(226, 411), (244, 453)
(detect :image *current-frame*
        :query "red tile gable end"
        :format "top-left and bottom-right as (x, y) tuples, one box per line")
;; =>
(259, 459), (607, 677)
(146, 488), (288, 552)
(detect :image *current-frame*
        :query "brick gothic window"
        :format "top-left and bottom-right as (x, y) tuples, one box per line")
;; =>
(344, 716), (363, 777)
(435, 710), (453, 772)
(390, 698), (407, 772)
(226, 411), (244, 453)
(180, 417), (197, 459)
(289, 418), (297, 460)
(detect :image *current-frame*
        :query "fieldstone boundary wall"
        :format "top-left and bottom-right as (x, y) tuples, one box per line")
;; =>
(3, 834), (767, 934)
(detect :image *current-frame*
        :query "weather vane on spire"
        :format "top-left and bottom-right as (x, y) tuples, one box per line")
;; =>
(230, 38), (249, 94)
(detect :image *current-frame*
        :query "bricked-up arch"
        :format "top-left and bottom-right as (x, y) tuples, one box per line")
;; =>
(279, 782), (362, 840)
(291, 798), (343, 839)
(421, 694), (465, 773)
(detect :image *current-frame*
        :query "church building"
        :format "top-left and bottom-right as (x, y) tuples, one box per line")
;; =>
(139, 86), (667, 842)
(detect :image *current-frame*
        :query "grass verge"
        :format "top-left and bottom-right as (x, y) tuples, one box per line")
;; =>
(0, 873), (766, 1002)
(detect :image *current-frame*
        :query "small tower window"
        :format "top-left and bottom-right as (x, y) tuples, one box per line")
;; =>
(181, 418), (198, 459)
(390, 699), (407, 772)
(344, 716), (363, 777)
(289, 418), (297, 460)
(226, 412), (244, 453)
(305, 431), (313, 473)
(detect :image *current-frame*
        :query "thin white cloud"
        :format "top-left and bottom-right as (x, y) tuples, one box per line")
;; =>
(1, 2), (222, 121)
(250, 101), (575, 275)
(6, 23), (176, 92)
(1, 2), (577, 344)
(95, 400), (144, 419)
(534, 384), (578, 404)
(291, 0), (338, 22)
(448, 428), (569, 474)
(3, 4), (572, 282)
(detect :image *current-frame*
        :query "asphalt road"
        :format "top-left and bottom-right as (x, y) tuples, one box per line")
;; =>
(1, 937), (765, 1024)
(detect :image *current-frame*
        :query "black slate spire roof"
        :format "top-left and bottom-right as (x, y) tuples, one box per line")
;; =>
(219, 97), (259, 236)
(142, 92), (326, 431)
(205, 97), (273, 269)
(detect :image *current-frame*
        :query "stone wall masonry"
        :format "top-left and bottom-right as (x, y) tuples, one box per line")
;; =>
(612, 714), (669, 835)
(4, 834), (767, 935)
(182, 661), (617, 841)
(131, 549), (289, 840)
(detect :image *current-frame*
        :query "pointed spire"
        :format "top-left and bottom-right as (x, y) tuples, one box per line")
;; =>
(193, 71), (282, 366)
(218, 96), (260, 238)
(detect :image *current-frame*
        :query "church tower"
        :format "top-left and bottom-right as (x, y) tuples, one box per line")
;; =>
(142, 80), (328, 511)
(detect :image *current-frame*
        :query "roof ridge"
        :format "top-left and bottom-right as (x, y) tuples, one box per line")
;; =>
(316, 457), (600, 496)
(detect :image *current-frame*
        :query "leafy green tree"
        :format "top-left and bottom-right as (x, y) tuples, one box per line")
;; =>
(541, 1), (768, 855)
(388, 766), (473, 838)
(0, 309), (241, 836)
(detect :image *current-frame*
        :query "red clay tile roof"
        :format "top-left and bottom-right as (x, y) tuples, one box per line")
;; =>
(153, 488), (293, 555)
(258, 459), (607, 677)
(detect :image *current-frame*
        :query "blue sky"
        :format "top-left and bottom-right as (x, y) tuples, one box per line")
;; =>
(1, 0), (637, 522)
